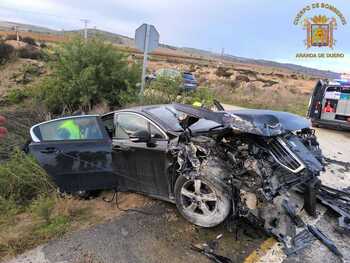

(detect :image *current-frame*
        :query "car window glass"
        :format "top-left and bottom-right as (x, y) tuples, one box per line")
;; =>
(150, 123), (165, 139)
(116, 113), (148, 138)
(326, 86), (340, 92)
(146, 106), (183, 131)
(102, 115), (115, 138)
(37, 116), (103, 141)
(116, 124), (129, 139)
(116, 113), (165, 140)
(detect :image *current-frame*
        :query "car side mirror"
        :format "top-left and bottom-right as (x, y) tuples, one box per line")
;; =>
(130, 130), (151, 143)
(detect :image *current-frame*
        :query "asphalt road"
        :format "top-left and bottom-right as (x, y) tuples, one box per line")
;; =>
(5, 105), (350, 263)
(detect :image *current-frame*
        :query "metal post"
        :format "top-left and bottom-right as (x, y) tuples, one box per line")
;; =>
(15, 26), (19, 42)
(140, 24), (150, 96)
(80, 19), (89, 43)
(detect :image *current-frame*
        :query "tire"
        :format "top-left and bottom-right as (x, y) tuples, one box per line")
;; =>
(311, 121), (319, 128)
(174, 175), (231, 227)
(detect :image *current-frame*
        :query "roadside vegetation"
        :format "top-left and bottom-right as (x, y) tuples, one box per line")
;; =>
(143, 75), (214, 107)
(214, 82), (310, 116)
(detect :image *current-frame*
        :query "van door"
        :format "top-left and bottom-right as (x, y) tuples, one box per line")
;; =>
(28, 116), (115, 192)
(308, 81), (326, 119)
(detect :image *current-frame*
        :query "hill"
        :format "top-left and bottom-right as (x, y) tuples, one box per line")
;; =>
(0, 20), (341, 79)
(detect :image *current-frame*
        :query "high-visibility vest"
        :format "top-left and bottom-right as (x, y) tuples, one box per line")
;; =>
(192, 101), (202, 107)
(58, 120), (81, 139)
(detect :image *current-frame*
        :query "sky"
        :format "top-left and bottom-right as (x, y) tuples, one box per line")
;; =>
(0, 0), (349, 73)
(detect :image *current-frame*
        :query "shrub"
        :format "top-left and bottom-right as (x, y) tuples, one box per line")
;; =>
(5, 89), (31, 104)
(143, 75), (182, 105)
(0, 149), (55, 207)
(17, 47), (43, 60)
(22, 36), (37, 46)
(143, 75), (214, 108)
(215, 66), (233, 78)
(39, 42), (47, 48)
(36, 37), (141, 113)
(0, 42), (14, 64)
(186, 86), (215, 107)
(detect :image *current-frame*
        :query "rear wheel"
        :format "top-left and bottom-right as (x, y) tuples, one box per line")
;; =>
(311, 121), (319, 128)
(174, 175), (231, 227)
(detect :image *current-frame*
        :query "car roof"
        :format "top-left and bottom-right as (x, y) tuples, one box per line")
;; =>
(102, 104), (220, 133)
(103, 104), (178, 132)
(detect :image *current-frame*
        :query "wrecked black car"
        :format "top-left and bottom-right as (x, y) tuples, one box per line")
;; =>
(28, 103), (324, 242)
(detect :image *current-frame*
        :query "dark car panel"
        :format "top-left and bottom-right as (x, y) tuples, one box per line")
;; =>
(229, 109), (311, 136)
(29, 116), (115, 192)
(111, 111), (170, 198)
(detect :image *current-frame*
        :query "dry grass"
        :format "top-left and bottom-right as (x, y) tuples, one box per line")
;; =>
(212, 80), (311, 115)
(0, 192), (150, 261)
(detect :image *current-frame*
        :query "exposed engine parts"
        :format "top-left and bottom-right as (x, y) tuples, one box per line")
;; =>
(170, 115), (347, 259)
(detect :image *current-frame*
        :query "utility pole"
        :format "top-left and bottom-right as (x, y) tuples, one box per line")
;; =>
(14, 26), (19, 42)
(221, 48), (225, 58)
(80, 19), (90, 42)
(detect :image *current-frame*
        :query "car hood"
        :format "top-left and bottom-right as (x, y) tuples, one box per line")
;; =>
(172, 104), (310, 137)
(227, 109), (310, 136)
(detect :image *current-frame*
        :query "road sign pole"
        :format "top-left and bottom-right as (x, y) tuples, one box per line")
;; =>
(140, 24), (151, 96)
(135, 23), (159, 97)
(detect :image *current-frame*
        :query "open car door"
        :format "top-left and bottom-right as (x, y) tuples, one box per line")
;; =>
(308, 80), (326, 120)
(28, 115), (115, 193)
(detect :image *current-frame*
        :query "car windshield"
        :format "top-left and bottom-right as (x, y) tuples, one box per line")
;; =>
(146, 106), (183, 131)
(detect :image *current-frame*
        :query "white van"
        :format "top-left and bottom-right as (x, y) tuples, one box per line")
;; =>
(308, 79), (350, 130)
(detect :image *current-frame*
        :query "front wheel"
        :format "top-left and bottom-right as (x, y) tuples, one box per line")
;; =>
(174, 175), (231, 227)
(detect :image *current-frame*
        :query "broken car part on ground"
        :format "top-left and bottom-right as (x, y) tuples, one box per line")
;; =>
(27, 101), (349, 259)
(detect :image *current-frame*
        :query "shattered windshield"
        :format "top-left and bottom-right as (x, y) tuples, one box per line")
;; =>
(146, 106), (184, 131)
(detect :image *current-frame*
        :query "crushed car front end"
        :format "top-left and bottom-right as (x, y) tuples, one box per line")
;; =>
(170, 104), (324, 246)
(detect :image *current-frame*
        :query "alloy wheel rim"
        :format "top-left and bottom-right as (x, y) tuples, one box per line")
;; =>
(180, 179), (218, 217)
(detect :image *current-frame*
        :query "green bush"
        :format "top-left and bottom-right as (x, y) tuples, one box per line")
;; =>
(36, 37), (141, 113)
(0, 149), (55, 208)
(39, 42), (47, 49)
(183, 86), (215, 108)
(143, 75), (214, 107)
(0, 41), (14, 64)
(5, 89), (31, 104)
(143, 75), (182, 105)
(22, 37), (37, 46)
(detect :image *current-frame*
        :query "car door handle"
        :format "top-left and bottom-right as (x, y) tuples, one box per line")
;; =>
(40, 147), (59, 154)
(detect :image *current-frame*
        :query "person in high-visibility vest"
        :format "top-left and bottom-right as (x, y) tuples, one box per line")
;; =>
(192, 101), (202, 108)
(57, 119), (81, 140)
